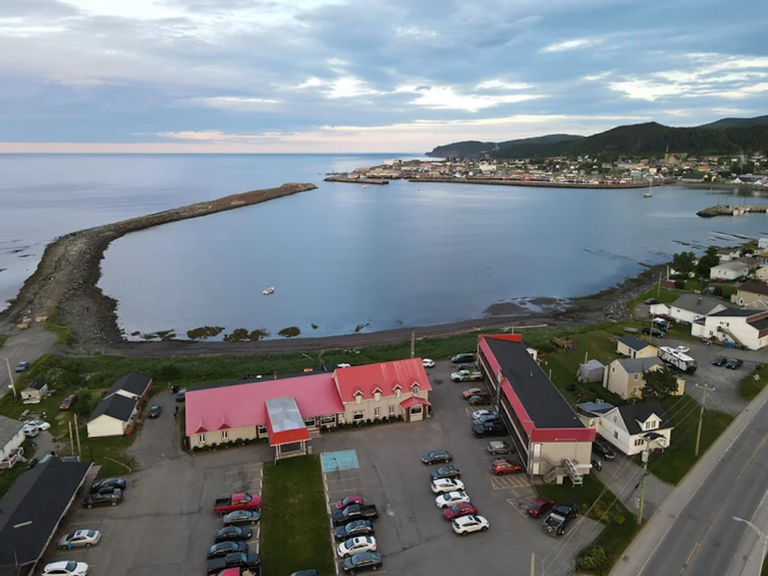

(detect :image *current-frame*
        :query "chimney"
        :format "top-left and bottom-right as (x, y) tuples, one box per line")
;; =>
(697, 298), (702, 306)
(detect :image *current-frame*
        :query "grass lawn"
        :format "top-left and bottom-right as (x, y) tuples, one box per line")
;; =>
(261, 456), (335, 576)
(645, 396), (734, 485)
(535, 476), (640, 574)
(739, 363), (768, 401)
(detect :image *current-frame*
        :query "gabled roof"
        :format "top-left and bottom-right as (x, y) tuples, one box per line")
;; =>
(107, 373), (152, 398)
(333, 358), (432, 404)
(88, 393), (138, 423)
(576, 402), (615, 416)
(669, 293), (733, 315)
(712, 260), (751, 272)
(739, 282), (768, 297)
(0, 415), (24, 450)
(24, 380), (47, 391)
(615, 357), (663, 374)
(708, 308), (763, 318)
(0, 459), (91, 571)
(615, 402), (673, 435)
(618, 335), (653, 351)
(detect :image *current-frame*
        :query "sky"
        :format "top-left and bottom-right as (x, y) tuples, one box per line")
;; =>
(0, 0), (767, 153)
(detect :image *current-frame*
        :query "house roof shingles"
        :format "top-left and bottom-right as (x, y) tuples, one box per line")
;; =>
(107, 373), (152, 398)
(618, 335), (652, 351)
(0, 415), (24, 451)
(708, 308), (763, 318)
(616, 402), (673, 435)
(89, 394), (138, 423)
(0, 459), (91, 572)
(669, 293), (734, 315)
(25, 380), (47, 391)
(333, 358), (432, 403)
(739, 282), (768, 297)
(616, 357), (664, 374)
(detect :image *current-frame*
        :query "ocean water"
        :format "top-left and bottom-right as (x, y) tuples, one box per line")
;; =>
(1, 154), (767, 339)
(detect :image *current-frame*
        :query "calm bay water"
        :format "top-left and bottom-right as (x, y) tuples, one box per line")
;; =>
(2, 154), (768, 339)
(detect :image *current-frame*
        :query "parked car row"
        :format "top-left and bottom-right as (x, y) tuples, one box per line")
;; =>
(712, 356), (744, 369)
(83, 477), (127, 509)
(471, 406), (507, 437)
(423, 449), (490, 536)
(332, 495), (382, 574)
(209, 492), (262, 575)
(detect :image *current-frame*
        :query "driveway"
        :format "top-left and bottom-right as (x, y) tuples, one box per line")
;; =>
(127, 389), (183, 468)
(593, 455), (673, 519)
(315, 360), (602, 576)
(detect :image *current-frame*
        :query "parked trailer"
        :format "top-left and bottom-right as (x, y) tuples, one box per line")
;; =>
(658, 346), (697, 374)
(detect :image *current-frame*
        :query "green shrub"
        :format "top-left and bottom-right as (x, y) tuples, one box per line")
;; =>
(578, 546), (608, 571)
(713, 286), (724, 297)
(674, 279), (685, 289)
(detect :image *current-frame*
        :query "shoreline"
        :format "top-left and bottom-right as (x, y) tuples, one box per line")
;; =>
(0, 183), (317, 347)
(407, 177), (662, 189)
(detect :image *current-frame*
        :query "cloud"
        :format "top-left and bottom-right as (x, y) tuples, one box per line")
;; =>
(475, 80), (531, 91)
(402, 85), (543, 112)
(540, 37), (602, 53)
(185, 96), (281, 110)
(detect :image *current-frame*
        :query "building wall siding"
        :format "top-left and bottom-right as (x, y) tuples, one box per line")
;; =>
(87, 415), (127, 438)
(0, 428), (25, 461)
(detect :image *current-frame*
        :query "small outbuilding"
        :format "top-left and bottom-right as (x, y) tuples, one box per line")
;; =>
(86, 394), (139, 438)
(616, 335), (657, 359)
(20, 380), (48, 405)
(106, 373), (152, 401)
(578, 359), (606, 383)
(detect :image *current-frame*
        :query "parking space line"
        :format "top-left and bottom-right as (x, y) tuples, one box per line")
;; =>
(490, 476), (530, 490)
(506, 498), (531, 519)
(326, 487), (364, 495)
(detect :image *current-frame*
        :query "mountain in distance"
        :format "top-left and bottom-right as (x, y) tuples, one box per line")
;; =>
(427, 115), (768, 159)
(427, 134), (583, 159)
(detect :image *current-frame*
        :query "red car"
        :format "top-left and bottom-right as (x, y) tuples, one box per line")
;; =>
(490, 459), (524, 475)
(60, 394), (78, 411)
(526, 497), (554, 518)
(442, 502), (478, 521)
(335, 495), (364, 510)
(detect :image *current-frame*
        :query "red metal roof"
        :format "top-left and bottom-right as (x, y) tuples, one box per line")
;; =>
(399, 396), (431, 409)
(333, 358), (432, 403)
(185, 373), (344, 437)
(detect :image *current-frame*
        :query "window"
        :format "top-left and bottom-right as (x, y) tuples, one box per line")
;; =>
(198, 433), (207, 444)
(611, 366), (616, 373)
(410, 406), (422, 415)
(352, 410), (365, 422)
(220, 430), (229, 441)
(374, 391), (381, 402)
(645, 419), (657, 430)
(631, 386), (639, 395)
(634, 438), (645, 447)
(320, 415), (336, 425)
(633, 373), (639, 381)
(613, 431), (619, 439)
(412, 384), (420, 396)
(612, 415), (617, 423)
(394, 387), (402, 398)
(257, 424), (267, 435)
(355, 392), (363, 405)
(389, 405), (396, 416)
(374, 407), (381, 417)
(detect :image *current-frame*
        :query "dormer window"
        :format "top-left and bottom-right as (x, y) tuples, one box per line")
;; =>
(355, 391), (363, 405)
(373, 388), (382, 402)
(644, 419), (658, 430)
(394, 386), (402, 399)
(412, 384), (420, 396)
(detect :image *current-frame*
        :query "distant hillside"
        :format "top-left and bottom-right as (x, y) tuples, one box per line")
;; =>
(698, 115), (768, 129)
(428, 114), (768, 160)
(427, 134), (583, 159)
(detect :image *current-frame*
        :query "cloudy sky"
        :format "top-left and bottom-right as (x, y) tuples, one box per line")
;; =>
(0, 0), (767, 153)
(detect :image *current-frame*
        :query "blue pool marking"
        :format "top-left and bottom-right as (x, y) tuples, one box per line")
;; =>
(321, 450), (360, 472)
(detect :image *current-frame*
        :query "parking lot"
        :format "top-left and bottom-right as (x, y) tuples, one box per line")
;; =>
(315, 360), (601, 576)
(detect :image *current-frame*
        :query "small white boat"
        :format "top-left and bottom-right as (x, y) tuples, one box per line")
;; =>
(361, 184), (368, 189)
(644, 191), (652, 198)
(262, 287), (274, 296)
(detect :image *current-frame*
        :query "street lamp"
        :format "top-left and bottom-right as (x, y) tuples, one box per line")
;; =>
(0, 355), (17, 398)
(734, 516), (768, 576)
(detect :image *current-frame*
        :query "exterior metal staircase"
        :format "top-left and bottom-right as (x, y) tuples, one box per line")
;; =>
(563, 458), (583, 486)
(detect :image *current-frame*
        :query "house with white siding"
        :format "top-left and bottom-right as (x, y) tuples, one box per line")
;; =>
(691, 309), (768, 350)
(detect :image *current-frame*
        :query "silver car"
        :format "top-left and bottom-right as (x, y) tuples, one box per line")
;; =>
(57, 530), (101, 549)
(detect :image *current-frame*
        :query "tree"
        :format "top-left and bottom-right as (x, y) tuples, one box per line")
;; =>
(72, 392), (94, 418)
(643, 368), (678, 401)
(671, 251), (697, 277)
(696, 246), (720, 279)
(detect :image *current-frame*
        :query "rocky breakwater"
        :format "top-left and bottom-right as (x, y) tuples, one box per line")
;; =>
(324, 176), (389, 185)
(0, 182), (317, 347)
(697, 204), (768, 217)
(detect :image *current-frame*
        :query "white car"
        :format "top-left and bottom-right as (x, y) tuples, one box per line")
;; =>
(422, 358), (435, 368)
(336, 535), (377, 558)
(675, 345), (690, 354)
(42, 561), (89, 576)
(337, 363), (352, 368)
(431, 478), (465, 494)
(25, 420), (51, 431)
(23, 425), (40, 438)
(471, 409), (495, 420)
(452, 514), (489, 535)
(435, 491), (470, 509)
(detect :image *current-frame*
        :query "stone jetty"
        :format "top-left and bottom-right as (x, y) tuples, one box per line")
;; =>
(697, 204), (768, 218)
(324, 176), (389, 185)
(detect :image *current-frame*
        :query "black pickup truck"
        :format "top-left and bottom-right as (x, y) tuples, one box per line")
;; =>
(332, 504), (379, 527)
(206, 552), (261, 575)
(542, 503), (578, 536)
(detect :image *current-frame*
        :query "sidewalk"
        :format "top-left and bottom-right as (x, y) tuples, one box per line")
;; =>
(593, 455), (673, 519)
(610, 382), (768, 576)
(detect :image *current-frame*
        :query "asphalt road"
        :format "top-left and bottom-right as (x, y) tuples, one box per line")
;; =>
(632, 391), (768, 576)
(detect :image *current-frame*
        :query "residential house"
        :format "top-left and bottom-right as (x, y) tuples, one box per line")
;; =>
(691, 309), (768, 350)
(757, 266), (768, 282)
(616, 335), (657, 359)
(594, 403), (674, 456)
(86, 394), (139, 438)
(0, 415), (25, 467)
(603, 357), (685, 400)
(649, 293), (732, 325)
(710, 261), (751, 281)
(106, 373), (153, 401)
(731, 282), (768, 310)
(758, 237), (768, 251)
(755, 252), (768, 267)
(716, 247), (742, 262)
(19, 380), (48, 404)
(575, 401), (615, 430)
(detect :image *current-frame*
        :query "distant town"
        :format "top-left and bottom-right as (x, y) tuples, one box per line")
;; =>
(327, 152), (768, 188)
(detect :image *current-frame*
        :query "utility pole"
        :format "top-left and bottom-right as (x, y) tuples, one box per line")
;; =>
(68, 421), (75, 457)
(695, 384), (715, 457)
(657, 271), (662, 298)
(74, 414), (82, 458)
(1, 356), (17, 398)
(637, 448), (649, 524)
(410, 331), (415, 359)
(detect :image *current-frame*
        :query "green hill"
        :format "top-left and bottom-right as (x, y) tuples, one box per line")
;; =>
(427, 134), (583, 159)
(697, 115), (768, 129)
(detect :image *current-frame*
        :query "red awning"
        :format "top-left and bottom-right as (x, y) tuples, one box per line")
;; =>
(399, 396), (431, 410)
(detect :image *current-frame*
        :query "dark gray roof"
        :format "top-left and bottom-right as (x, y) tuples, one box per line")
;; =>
(0, 459), (91, 573)
(89, 393), (137, 423)
(107, 372), (152, 398)
(25, 380), (47, 391)
(616, 357), (664, 374)
(484, 337), (585, 429)
(616, 402), (673, 435)
(670, 293), (734, 315)
(751, 317), (768, 330)
(739, 282), (768, 297)
(0, 416), (24, 450)
(708, 308), (762, 318)
(618, 335), (652, 351)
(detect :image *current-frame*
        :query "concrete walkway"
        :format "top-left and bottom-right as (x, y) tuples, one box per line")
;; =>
(593, 454), (673, 519)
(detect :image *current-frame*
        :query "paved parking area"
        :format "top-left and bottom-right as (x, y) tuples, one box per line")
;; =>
(315, 360), (601, 576)
(45, 443), (270, 576)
